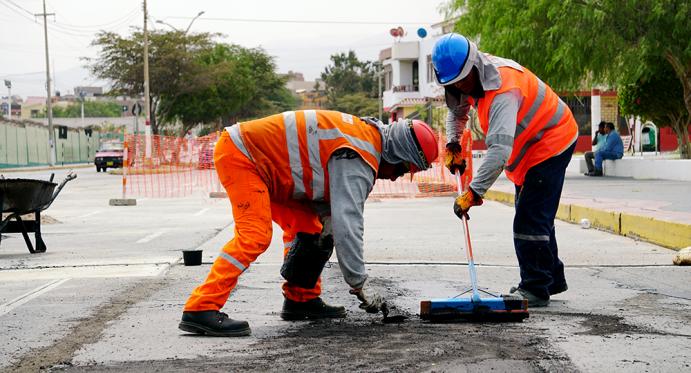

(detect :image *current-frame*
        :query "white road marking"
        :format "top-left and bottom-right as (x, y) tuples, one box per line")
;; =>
(78, 210), (102, 219)
(193, 208), (210, 217)
(0, 264), (171, 281)
(0, 278), (70, 317)
(136, 228), (169, 244)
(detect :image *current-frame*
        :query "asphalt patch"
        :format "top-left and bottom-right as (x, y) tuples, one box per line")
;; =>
(54, 316), (573, 372)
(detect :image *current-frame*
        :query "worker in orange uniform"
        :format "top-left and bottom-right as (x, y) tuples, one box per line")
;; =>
(432, 33), (578, 307)
(179, 110), (439, 336)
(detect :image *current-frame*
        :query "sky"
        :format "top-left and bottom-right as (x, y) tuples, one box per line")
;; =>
(0, 0), (448, 98)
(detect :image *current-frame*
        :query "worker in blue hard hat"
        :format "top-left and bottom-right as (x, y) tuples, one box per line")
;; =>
(432, 33), (579, 307)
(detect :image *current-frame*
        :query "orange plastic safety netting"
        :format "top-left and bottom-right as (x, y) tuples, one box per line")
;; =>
(122, 132), (223, 198)
(121, 130), (468, 199)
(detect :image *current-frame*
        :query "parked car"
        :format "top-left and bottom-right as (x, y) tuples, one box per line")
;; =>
(95, 142), (124, 172)
(198, 141), (216, 169)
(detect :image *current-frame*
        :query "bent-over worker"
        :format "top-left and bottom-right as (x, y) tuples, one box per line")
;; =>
(179, 110), (438, 336)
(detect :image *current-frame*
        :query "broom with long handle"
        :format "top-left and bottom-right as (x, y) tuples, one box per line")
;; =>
(455, 169), (481, 303)
(419, 128), (529, 322)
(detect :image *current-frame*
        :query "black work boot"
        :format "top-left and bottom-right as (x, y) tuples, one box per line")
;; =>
(280, 297), (346, 320)
(179, 311), (251, 337)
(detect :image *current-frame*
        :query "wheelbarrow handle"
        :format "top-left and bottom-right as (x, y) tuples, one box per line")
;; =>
(39, 171), (77, 211)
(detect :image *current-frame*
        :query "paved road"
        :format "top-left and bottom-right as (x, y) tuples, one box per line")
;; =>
(1, 168), (689, 372)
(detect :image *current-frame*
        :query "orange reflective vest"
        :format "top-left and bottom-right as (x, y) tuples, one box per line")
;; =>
(471, 65), (578, 185)
(226, 110), (382, 202)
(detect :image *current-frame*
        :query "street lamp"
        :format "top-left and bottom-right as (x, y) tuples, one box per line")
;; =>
(185, 11), (204, 34)
(155, 11), (204, 34)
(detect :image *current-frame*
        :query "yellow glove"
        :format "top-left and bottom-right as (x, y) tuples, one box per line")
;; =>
(444, 142), (466, 174)
(453, 189), (483, 219)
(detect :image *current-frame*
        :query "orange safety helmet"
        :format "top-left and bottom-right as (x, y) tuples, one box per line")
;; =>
(409, 119), (439, 172)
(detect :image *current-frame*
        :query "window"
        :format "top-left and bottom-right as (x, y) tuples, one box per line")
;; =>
(561, 96), (591, 135)
(412, 61), (419, 91)
(426, 55), (434, 84)
(383, 65), (393, 91)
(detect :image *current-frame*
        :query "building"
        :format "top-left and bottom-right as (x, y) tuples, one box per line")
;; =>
(284, 71), (326, 110)
(378, 20), (631, 150)
(379, 23), (447, 124)
(73, 86), (103, 97)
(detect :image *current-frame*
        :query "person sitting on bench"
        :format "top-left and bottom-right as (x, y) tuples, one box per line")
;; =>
(584, 121), (607, 176)
(585, 121), (623, 176)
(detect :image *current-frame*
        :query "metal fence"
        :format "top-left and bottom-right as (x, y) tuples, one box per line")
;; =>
(0, 119), (101, 168)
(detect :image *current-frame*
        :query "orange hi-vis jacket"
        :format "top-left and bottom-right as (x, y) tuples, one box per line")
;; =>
(470, 65), (578, 185)
(226, 110), (382, 202)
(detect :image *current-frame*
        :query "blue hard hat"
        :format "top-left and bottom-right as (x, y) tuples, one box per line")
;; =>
(432, 33), (471, 85)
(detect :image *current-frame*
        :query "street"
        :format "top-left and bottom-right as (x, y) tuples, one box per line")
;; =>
(1, 168), (690, 372)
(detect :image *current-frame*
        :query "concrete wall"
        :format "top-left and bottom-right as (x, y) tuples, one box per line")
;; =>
(603, 158), (691, 181)
(0, 119), (100, 168)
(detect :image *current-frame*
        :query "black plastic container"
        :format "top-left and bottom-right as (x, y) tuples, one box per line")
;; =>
(182, 250), (203, 266)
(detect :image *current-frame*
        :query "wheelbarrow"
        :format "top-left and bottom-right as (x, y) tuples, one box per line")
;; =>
(0, 171), (77, 253)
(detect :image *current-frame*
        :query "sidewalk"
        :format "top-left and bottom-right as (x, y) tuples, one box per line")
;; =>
(486, 173), (691, 250)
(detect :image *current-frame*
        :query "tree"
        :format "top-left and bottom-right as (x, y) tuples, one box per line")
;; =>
(158, 44), (298, 135)
(452, 0), (690, 157)
(329, 93), (379, 117)
(619, 62), (690, 158)
(320, 51), (378, 109)
(46, 101), (122, 118)
(86, 29), (216, 134)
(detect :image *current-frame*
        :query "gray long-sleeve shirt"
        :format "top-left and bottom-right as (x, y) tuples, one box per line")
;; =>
(322, 149), (375, 289)
(445, 89), (521, 196)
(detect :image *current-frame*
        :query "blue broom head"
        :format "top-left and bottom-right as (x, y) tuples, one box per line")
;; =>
(427, 296), (510, 312)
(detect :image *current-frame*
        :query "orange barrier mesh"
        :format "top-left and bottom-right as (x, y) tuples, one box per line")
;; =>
(371, 131), (457, 198)
(124, 132), (223, 198)
(123, 130), (464, 199)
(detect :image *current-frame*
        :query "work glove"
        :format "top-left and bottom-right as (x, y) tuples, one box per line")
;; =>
(444, 142), (466, 174)
(349, 280), (385, 314)
(453, 188), (483, 219)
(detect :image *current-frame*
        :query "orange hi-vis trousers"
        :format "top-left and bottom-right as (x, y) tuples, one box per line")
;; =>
(184, 131), (324, 312)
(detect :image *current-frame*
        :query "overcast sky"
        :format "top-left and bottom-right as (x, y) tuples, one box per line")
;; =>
(1, 0), (447, 98)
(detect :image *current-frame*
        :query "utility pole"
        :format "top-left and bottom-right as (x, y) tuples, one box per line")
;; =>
(3, 80), (10, 121)
(79, 90), (86, 128)
(378, 63), (382, 121)
(37, 0), (56, 166)
(143, 0), (152, 158)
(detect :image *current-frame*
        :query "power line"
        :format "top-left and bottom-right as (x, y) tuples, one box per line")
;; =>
(4, 0), (33, 16)
(52, 7), (139, 30)
(168, 16), (434, 25)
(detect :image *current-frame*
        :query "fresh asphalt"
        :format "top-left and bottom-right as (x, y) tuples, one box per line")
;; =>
(0, 167), (689, 372)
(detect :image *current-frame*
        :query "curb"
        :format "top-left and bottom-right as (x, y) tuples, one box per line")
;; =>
(0, 163), (93, 173)
(484, 189), (691, 250)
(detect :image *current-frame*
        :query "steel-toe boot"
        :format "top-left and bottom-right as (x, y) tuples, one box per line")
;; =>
(179, 311), (251, 337)
(280, 297), (346, 320)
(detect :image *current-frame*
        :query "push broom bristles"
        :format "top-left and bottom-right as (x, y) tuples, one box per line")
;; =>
(420, 293), (528, 322)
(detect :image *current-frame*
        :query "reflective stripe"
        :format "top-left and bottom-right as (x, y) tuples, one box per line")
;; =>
(219, 252), (247, 271)
(225, 125), (252, 161)
(304, 110), (324, 200)
(486, 134), (514, 146)
(317, 128), (381, 161)
(284, 111), (306, 199)
(515, 79), (546, 139)
(506, 100), (567, 172)
(514, 233), (550, 242)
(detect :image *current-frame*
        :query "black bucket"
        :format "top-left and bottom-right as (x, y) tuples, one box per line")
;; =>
(182, 250), (203, 266)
